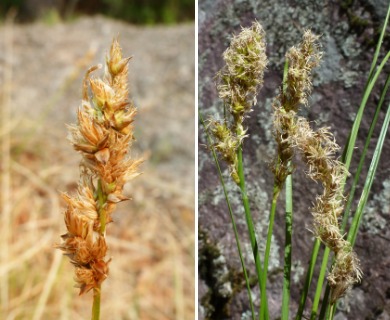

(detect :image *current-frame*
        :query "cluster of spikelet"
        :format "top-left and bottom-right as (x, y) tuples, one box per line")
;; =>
(272, 30), (323, 187)
(57, 39), (142, 295)
(272, 30), (361, 301)
(292, 119), (362, 302)
(210, 21), (268, 184)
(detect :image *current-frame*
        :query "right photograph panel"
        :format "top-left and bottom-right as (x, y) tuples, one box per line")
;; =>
(198, 1), (390, 319)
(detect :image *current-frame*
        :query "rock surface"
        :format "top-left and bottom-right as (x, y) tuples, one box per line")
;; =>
(199, 1), (390, 319)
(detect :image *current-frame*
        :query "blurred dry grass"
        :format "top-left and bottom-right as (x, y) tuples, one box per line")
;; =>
(0, 16), (194, 320)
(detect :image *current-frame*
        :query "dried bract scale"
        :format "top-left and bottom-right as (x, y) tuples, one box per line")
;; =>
(57, 38), (142, 295)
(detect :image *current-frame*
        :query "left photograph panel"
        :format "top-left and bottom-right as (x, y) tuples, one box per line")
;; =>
(0, 2), (195, 319)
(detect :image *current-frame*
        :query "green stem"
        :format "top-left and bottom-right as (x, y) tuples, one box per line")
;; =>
(310, 248), (330, 320)
(237, 146), (269, 320)
(341, 74), (390, 232)
(91, 287), (101, 320)
(295, 239), (320, 320)
(281, 172), (293, 320)
(260, 185), (280, 320)
(91, 179), (107, 320)
(97, 179), (107, 234)
(348, 99), (390, 247)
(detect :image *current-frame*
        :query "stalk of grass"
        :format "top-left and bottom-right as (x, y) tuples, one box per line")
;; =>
(200, 112), (256, 320)
(310, 248), (330, 320)
(260, 183), (280, 320)
(57, 39), (142, 320)
(260, 184), (280, 320)
(341, 74), (390, 231)
(295, 240), (320, 320)
(281, 171), (293, 320)
(280, 59), (293, 320)
(237, 145), (270, 320)
(341, 50), (390, 179)
(348, 100), (390, 247)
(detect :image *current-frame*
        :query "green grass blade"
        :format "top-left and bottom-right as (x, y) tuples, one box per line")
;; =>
(260, 185), (280, 320)
(343, 51), (390, 175)
(237, 146), (270, 320)
(318, 284), (331, 320)
(295, 239), (320, 320)
(341, 74), (390, 232)
(281, 172), (293, 320)
(367, 2), (390, 82)
(348, 99), (390, 246)
(200, 112), (256, 320)
(310, 247), (330, 320)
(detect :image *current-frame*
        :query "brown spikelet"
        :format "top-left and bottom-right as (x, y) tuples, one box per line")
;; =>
(57, 38), (142, 295)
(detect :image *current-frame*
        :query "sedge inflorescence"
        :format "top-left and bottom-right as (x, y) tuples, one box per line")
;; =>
(272, 30), (322, 187)
(57, 39), (142, 295)
(272, 30), (361, 301)
(210, 21), (268, 184)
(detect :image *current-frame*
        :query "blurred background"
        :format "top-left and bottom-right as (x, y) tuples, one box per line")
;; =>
(0, 0), (195, 24)
(0, 1), (194, 319)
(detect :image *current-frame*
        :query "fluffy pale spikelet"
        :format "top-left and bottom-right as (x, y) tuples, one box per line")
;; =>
(208, 120), (242, 184)
(272, 30), (322, 188)
(217, 21), (268, 125)
(292, 117), (361, 302)
(282, 30), (322, 111)
(210, 22), (268, 184)
(57, 38), (142, 295)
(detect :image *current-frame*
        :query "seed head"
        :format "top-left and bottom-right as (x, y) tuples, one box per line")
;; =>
(57, 38), (141, 295)
(217, 21), (268, 126)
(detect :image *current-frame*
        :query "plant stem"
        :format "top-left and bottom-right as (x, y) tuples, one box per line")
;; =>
(91, 287), (101, 320)
(260, 184), (280, 320)
(237, 145), (269, 320)
(341, 74), (390, 232)
(91, 179), (107, 320)
(281, 171), (293, 320)
(97, 179), (107, 234)
(348, 99), (390, 247)
(295, 239), (320, 320)
(310, 248), (330, 320)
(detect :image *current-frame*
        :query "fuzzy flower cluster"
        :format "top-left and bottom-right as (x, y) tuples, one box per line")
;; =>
(273, 30), (322, 187)
(57, 39), (142, 295)
(272, 30), (361, 301)
(292, 118), (362, 302)
(211, 22), (268, 184)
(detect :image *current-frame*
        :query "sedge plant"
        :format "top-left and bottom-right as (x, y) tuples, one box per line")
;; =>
(56, 39), (142, 320)
(201, 7), (390, 320)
